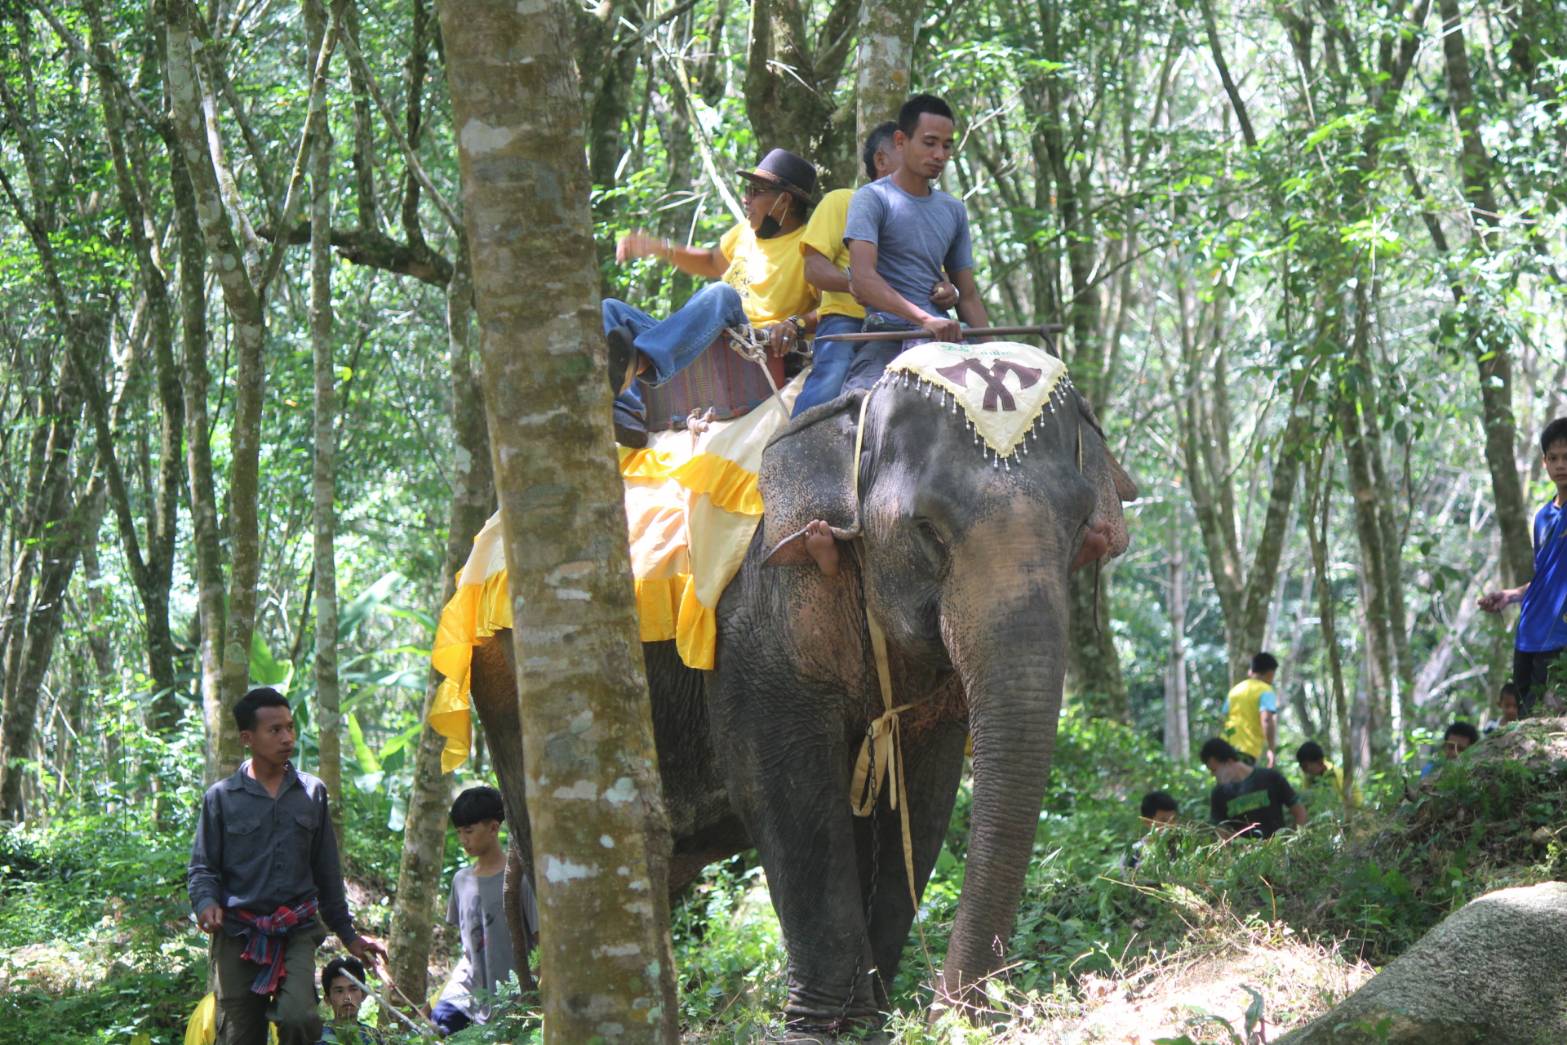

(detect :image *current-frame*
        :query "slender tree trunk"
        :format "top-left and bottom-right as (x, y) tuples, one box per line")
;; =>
(437, 0), (679, 1033)
(165, 0), (269, 772)
(385, 247), (495, 1016)
(172, 154), (235, 783)
(1164, 520), (1189, 760)
(1306, 450), (1355, 808)
(1436, 0), (1532, 585)
(0, 454), (89, 819)
(86, 0), (185, 734)
(165, 0), (337, 773)
(306, 0), (344, 831)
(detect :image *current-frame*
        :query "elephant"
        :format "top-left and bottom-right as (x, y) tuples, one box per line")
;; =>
(467, 363), (1135, 1032)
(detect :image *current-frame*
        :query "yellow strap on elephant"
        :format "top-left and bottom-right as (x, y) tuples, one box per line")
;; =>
(849, 582), (921, 919)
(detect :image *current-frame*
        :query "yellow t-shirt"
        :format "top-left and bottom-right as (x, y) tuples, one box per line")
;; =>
(798, 188), (864, 320)
(718, 221), (819, 327)
(1306, 761), (1363, 809)
(1222, 677), (1277, 760)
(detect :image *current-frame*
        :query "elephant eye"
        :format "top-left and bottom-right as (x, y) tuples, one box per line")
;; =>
(913, 517), (949, 573)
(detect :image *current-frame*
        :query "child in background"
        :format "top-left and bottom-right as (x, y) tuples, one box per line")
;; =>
(1123, 790), (1179, 869)
(1487, 683), (1521, 733)
(315, 956), (386, 1045)
(430, 786), (536, 1035)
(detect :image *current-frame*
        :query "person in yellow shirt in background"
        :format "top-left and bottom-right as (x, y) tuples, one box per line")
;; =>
(1223, 652), (1280, 767)
(791, 122), (957, 416)
(1294, 740), (1362, 809)
(604, 148), (822, 445)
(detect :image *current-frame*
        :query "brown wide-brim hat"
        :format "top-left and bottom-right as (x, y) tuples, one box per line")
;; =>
(738, 148), (819, 205)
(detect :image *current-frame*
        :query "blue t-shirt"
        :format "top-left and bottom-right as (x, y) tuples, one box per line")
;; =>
(1518, 499), (1567, 652)
(843, 177), (974, 318)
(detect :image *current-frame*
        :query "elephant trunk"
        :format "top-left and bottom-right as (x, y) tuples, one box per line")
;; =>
(937, 599), (1067, 1011)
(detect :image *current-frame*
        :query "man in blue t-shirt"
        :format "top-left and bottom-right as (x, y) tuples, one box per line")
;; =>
(1480, 417), (1567, 716)
(841, 93), (989, 389)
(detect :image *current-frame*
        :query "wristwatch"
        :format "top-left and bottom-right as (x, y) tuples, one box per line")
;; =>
(788, 316), (807, 343)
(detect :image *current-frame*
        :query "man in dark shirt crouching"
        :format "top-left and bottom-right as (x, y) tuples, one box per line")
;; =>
(189, 687), (386, 1044)
(1201, 737), (1307, 840)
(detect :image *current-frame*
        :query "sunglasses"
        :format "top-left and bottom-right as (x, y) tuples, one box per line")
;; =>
(740, 180), (782, 201)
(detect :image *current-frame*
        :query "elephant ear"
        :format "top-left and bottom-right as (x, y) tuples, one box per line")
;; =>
(1075, 389), (1137, 558)
(1075, 390), (1138, 503)
(759, 392), (865, 566)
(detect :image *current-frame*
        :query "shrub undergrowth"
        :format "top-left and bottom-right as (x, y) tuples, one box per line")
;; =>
(5, 712), (1562, 1042)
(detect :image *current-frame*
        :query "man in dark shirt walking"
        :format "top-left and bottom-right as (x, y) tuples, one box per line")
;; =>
(190, 687), (386, 1044)
(1201, 737), (1307, 840)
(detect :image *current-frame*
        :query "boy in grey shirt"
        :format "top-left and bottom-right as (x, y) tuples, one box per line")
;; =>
(843, 93), (989, 387)
(431, 786), (536, 1033)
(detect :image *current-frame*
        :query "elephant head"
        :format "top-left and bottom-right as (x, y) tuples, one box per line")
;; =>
(759, 357), (1136, 1008)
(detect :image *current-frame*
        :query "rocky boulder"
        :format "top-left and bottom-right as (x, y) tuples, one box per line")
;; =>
(1278, 881), (1567, 1044)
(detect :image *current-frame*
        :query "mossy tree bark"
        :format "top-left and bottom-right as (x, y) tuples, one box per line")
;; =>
(855, 0), (924, 146)
(436, 0), (679, 1036)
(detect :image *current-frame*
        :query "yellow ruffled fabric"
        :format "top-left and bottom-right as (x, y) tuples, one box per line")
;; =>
(428, 375), (801, 772)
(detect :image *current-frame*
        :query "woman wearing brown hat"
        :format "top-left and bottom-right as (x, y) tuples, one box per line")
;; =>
(602, 148), (823, 446)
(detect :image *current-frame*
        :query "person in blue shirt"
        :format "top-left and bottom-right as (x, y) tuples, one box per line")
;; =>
(1480, 417), (1567, 716)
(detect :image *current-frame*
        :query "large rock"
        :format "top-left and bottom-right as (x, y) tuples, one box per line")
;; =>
(1279, 881), (1567, 1044)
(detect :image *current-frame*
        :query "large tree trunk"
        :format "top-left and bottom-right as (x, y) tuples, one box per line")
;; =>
(855, 0), (924, 144)
(436, 0), (679, 1036)
(385, 247), (494, 1017)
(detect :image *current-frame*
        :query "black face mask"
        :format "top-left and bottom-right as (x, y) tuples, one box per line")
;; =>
(754, 195), (791, 239)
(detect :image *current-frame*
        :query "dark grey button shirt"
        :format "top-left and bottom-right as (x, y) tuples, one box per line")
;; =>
(188, 761), (357, 941)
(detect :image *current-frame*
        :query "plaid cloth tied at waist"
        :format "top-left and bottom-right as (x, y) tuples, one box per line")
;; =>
(229, 898), (319, 995)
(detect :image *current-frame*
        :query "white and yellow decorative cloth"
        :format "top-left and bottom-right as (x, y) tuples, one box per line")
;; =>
(881, 341), (1071, 463)
(427, 375), (804, 772)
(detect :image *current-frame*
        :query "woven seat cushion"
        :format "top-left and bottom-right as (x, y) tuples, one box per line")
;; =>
(642, 339), (787, 432)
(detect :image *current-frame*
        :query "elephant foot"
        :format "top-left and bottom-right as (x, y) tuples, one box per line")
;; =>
(802, 520), (840, 576)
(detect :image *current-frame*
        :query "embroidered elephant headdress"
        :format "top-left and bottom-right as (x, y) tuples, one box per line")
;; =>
(877, 341), (1072, 467)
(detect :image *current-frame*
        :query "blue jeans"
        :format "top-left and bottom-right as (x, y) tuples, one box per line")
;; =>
(431, 1001), (472, 1035)
(602, 284), (749, 423)
(843, 312), (927, 392)
(792, 313), (863, 416)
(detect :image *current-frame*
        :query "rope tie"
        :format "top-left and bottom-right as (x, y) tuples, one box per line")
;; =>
(725, 325), (790, 420)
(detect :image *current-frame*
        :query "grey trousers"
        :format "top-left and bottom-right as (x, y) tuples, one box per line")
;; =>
(212, 918), (327, 1045)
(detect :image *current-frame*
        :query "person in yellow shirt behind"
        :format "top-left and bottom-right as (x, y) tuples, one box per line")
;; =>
(1223, 652), (1280, 767)
(603, 149), (822, 446)
(791, 122), (957, 416)
(1294, 740), (1362, 809)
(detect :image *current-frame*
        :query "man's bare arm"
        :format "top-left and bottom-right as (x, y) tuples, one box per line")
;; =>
(803, 248), (850, 295)
(1291, 802), (1308, 827)
(617, 229), (727, 279)
(1479, 582), (1530, 613)
(951, 268), (989, 329)
(1261, 710), (1278, 768)
(847, 240), (961, 341)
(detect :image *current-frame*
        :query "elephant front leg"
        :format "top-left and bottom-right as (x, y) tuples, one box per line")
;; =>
(711, 695), (882, 1029)
(860, 719), (968, 998)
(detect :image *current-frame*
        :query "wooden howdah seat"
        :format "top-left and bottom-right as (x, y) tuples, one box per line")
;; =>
(641, 336), (788, 432)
